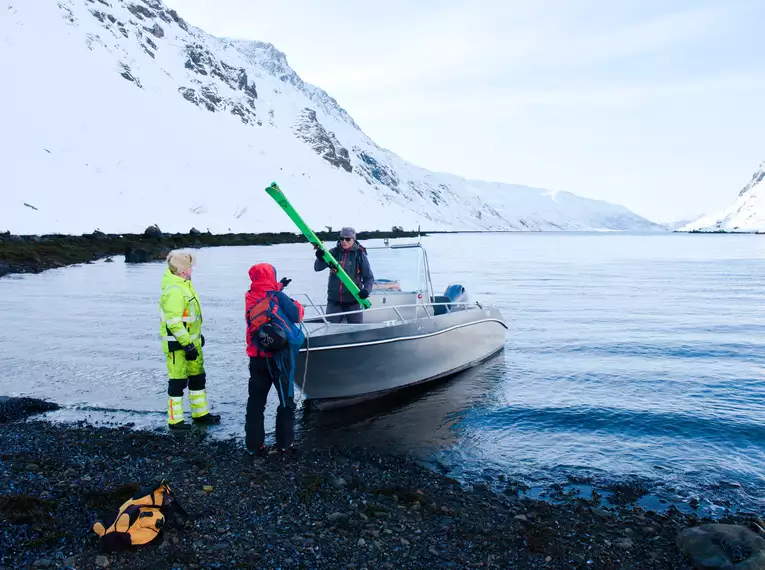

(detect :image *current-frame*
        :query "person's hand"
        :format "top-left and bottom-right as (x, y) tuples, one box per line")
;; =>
(280, 277), (291, 289)
(358, 289), (369, 299)
(314, 246), (324, 260)
(184, 344), (199, 361)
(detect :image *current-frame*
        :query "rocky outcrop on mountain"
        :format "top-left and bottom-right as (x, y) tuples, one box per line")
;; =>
(294, 109), (352, 172)
(79, 1), (261, 124)
(408, 180), (447, 207)
(179, 43), (260, 123)
(355, 150), (400, 193)
(738, 161), (765, 198)
(225, 39), (358, 128)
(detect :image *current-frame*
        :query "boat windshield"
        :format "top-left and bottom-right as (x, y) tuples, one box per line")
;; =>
(297, 242), (435, 322)
(367, 244), (430, 295)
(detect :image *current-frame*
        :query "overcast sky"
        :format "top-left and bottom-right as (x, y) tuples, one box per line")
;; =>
(164, 0), (765, 223)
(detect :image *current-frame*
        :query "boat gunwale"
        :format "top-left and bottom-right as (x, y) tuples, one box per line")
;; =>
(298, 315), (508, 352)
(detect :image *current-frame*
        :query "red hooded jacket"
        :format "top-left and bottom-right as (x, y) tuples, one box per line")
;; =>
(245, 263), (304, 358)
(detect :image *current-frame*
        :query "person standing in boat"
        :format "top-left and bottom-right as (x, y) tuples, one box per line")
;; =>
(314, 227), (374, 324)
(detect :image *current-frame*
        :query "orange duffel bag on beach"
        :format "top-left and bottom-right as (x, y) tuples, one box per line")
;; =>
(92, 480), (186, 552)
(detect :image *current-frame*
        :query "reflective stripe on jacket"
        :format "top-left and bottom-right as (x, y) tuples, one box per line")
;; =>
(159, 268), (202, 353)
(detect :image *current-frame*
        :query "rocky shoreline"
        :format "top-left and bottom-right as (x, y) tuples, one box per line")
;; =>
(2, 399), (764, 569)
(0, 227), (424, 279)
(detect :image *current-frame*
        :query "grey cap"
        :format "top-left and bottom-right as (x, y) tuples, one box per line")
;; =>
(340, 227), (356, 238)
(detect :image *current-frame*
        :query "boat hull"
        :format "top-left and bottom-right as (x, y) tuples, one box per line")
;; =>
(295, 306), (507, 409)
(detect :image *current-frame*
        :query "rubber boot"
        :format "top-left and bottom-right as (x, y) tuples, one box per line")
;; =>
(193, 412), (221, 425)
(246, 445), (267, 458)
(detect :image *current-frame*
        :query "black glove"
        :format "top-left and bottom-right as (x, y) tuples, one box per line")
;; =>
(314, 247), (324, 261)
(280, 277), (291, 289)
(358, 288), (369, 300)
(184, 344), (199, 361)
(201, 334), (205, 347)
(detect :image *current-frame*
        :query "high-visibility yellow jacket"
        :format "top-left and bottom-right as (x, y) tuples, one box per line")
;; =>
(159, 269), (202, 353)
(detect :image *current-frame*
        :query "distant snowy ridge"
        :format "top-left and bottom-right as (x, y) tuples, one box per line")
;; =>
(680, 161), (765, 232)
(660, 216), (705, 231)
(1, 0), (663, 235)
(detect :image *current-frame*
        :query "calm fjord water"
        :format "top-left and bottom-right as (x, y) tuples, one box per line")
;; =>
(1, 233), (764, 512)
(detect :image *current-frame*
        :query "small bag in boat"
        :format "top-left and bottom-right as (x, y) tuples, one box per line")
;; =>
(92, 480), (187, 552)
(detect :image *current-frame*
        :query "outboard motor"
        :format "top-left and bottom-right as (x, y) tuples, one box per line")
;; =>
(430, 284), (468, 315)
(443, 284), (468, 305)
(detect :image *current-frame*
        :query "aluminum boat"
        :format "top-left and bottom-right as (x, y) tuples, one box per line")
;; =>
(293, 243), (508, 409)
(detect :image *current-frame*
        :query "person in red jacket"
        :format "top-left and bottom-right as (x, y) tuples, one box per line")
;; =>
(245, 263), (305, 457)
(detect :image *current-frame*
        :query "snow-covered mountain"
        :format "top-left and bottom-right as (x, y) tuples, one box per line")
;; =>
(660, 215), (705, 231)
(1, 0), (663, 235)
(680, 161), (765, 232)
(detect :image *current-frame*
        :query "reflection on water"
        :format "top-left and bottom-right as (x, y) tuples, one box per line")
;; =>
(300, 352), (507, 453)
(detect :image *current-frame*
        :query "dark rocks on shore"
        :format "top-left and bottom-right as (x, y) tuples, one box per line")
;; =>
(677, 524), (765, 569)
(124, 244), (169, 264)
(143, 224), (162, 238)
(0, 400), (759, 570)
(0, 396), (59, 423)
(0, 228), (425, 278)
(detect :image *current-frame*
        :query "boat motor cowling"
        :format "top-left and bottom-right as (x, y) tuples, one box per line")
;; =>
(443, 284), (468, 305)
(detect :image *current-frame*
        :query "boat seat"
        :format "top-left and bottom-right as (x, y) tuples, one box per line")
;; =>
(431, 295), (451, 315)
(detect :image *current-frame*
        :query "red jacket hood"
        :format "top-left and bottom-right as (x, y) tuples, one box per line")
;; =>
(246, 263), (279, 303)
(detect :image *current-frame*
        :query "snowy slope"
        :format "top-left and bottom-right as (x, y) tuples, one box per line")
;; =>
(1, 0), (662, 235)
(662, 216), (704, 231)
(680, 162), (765, 232)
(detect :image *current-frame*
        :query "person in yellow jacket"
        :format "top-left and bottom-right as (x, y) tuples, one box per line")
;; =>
(159, 250), (220, 430)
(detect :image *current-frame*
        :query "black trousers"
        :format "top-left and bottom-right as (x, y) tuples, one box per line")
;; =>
(245, 357), (295, 451)
(325, 300), (363, 324)
(168, 373), (206, 396)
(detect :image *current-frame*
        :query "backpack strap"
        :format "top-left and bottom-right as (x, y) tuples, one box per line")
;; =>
(162, 483), (189, 520)
(355, 245), (365, 277)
